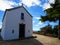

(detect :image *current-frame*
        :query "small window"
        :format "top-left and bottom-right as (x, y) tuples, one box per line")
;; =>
(12, 30), (14, 33)
(28, 30), (30, 32)
(21, 13), (24, 20)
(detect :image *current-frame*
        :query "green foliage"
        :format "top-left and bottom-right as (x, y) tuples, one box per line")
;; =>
(40, 0), (60, 37)
(40, 24), (59, 36)
(52, 25), (58, 35)
(40, 24), (52, 35)
(40, 0), (60, 22)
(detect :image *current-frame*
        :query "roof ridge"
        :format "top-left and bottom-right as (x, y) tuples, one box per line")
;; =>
(6, 6), (23, 11)
(2, 6), (32, 22)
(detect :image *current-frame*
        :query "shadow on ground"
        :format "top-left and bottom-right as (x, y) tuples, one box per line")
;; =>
(0, 38), (43, 45)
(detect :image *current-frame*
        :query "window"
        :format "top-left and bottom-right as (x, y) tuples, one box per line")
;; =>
(21, 13), (24, 20)
(12, 30), (14, 33)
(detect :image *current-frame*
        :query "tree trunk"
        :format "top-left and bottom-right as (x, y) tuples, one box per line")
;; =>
(58, 19), (60, 39)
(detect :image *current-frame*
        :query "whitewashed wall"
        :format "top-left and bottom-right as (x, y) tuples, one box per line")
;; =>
(1, 7), (32, 40)
(1, 11), (8, 40)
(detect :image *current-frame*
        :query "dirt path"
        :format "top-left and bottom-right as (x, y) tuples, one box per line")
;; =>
(33, 34), (60, 45)
(0, 34), (60, 45)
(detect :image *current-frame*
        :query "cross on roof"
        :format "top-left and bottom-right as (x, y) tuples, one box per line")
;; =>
(21, 3), (23, 6)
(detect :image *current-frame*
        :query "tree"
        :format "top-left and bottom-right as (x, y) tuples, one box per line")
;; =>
(40, 0), (60, 39)
(41, 24), (52, 35)
(53, 25), (59, 36)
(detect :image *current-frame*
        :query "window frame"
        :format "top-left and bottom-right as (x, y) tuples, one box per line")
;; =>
(21, 13), (24, 20)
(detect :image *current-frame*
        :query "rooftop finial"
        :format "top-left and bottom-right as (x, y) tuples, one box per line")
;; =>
(21, 3), (23, 6)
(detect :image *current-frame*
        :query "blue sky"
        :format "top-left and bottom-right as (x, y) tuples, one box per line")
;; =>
(0, 0), (58, 31)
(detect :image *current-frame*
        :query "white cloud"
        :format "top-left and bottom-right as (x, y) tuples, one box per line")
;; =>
(0, 22), (2, 28)
(0, 25), (2, 28)
(33, 21), (35, 23)
(9, 1), (18, 6)
(0, 0), (55, 11)
(34, 17), (40, 20)
(0, 0), (18, 11)
(35, 25), (39, 26)
(21, 0), (41, 7)
(20, 0), (53, 10)
(35, 21), (43, 26)
(48, 0), (55, 4)
(38, 21), (43, 25)
(33, 27), (39, 31)
(49, 21), (58, 26)
(33, 17), (43, 27)
(41, 3), (51, 10)
(41, 0), (55, 10)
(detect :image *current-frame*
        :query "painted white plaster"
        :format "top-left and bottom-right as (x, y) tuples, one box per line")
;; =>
(1, 7), (33, 40)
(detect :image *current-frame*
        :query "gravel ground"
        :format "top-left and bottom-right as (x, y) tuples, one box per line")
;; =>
(33, 34), (60, 45)
(0, 34), (60, 45)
